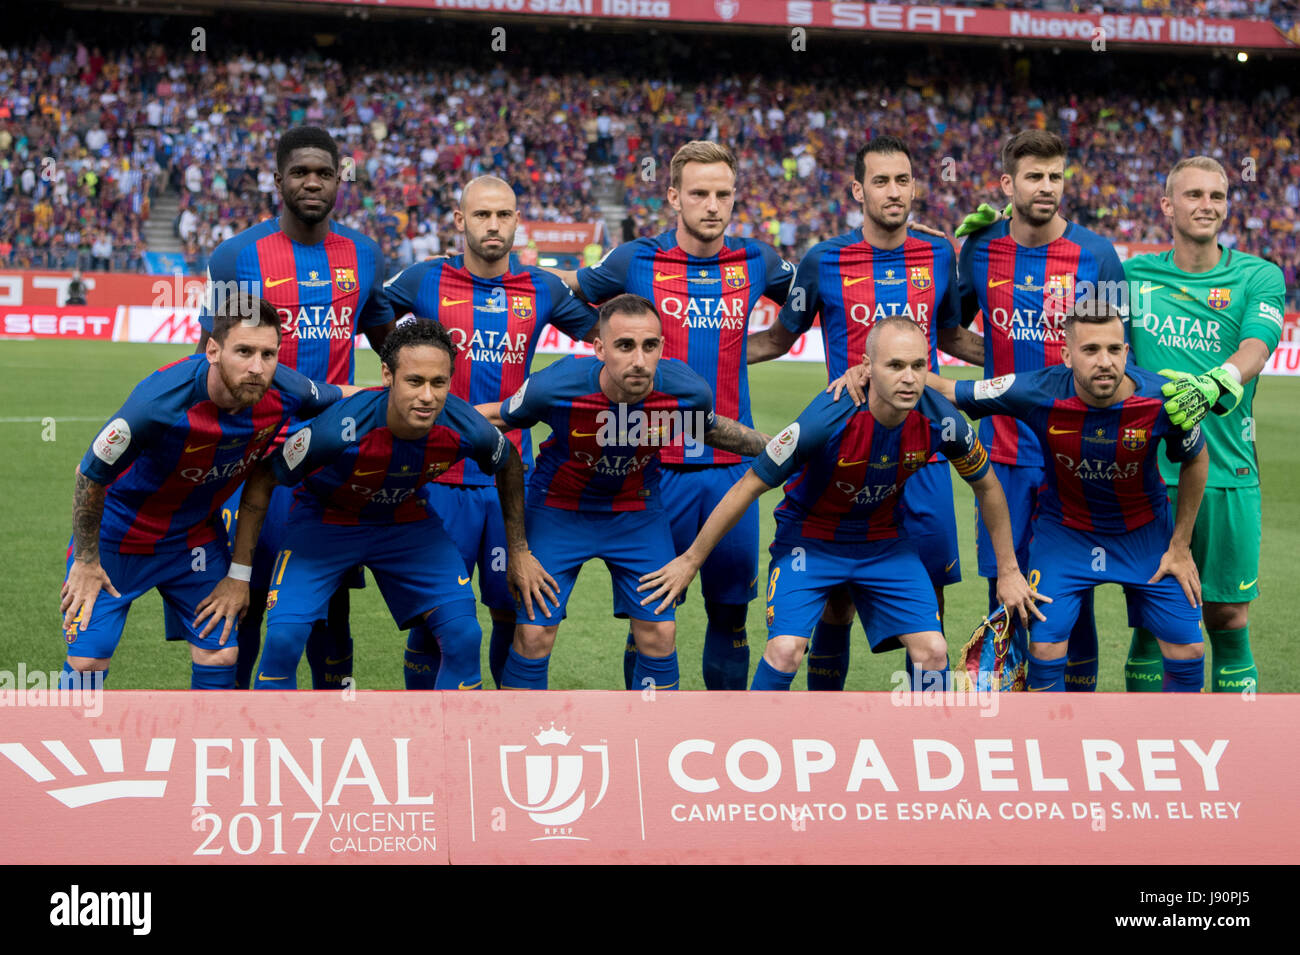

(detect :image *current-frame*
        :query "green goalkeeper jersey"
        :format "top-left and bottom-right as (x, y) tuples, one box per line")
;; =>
(1125, 247), (1286, 489)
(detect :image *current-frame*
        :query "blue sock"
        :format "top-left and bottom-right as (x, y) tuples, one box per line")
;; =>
(703, 601), (749, 690)
(633, 650), (679, 691)
(913, 661), (950, 692)
(255, 622), (312, 689)
(305, 624), (353, 690)
(1162, 655), (1205, 693)
(191, 662), (237, 689)
(60, 662), (106, 690)
(233, 589), (268, 690)
(404, 621), (440, 690)
(500, 648), (549, 690)
(1027, 655), (1068, 692)
(622, 631), (637, 690)
(750, 657), (797, 691)
(1065, 593), (1099, 692)
(806, 622), (851, 691)
(432, 613), (483, 690)
(488, 618), (514, 689)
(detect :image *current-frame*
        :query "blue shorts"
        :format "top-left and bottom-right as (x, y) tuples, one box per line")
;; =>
(62, 539), (233, 658)
(660, 461), (759, 604)
(764, 536), (942, 652)
(898, 459), (961, 587)
(520, 503), (678, 624)
(975, 461), (1044, 578)
(1025, 517), (1203, 645)
(265, 515), (475, 630)
(424, 482), (512, 611)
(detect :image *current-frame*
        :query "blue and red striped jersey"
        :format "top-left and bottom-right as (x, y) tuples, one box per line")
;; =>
(384, 253), (596, 486)
(575, 231), (792, 466)
(953, 365), (1204, 534)
(270, 389), (509, 526)
(751, 389), (989, 543)
(957, 219), (1125, 466)
(778, 230), (961, 381)
(500, 355), (716, 512)
(79, 355), (341, 554)
(199, 218), (394, 386)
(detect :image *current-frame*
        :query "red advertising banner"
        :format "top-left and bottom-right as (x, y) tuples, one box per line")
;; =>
(0, 305), (122, 341)
(1, 691), (1295, 864)
(0, 271), (205, 310)
(298, 0), (1297, 49)
(516, 220), (604, 254)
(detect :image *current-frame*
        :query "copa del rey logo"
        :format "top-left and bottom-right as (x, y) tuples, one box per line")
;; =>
(500, 724), (609, 840)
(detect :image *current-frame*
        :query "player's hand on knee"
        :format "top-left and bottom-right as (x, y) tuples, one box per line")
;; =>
(193, 578), (250, 644)
(998, 568), (1051, 629)
(637, 554), (701, 615)
(1148, 545), (1201, 608)
(508, 549), (558, 622)
(60, 559), (120, 632)
(827, 364), (869, 406)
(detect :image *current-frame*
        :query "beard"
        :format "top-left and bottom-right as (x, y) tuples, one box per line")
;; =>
(285, 193), (334, 225)
(467, 232), (511, 262)
(680, 213), (726, 246)
(219, 362), (269, 406)
(864, 203), (908, 233)
(1014, 195), (1059, 227)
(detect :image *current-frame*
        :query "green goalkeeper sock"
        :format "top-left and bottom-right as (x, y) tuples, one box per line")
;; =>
(1208, 626), (1256, 693)
(1124, 627), (1163, 692)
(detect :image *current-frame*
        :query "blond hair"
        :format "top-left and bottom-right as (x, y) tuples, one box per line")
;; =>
(1165, 156), (1229, 196)
(669, 141), (738, 190)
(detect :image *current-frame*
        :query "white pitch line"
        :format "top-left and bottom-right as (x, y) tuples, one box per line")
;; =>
(0, 416), (104, 423)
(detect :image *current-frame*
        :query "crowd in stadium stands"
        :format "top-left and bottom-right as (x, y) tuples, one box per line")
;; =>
(0, 29), (1297, 306)
(901, 0), (1297, 33)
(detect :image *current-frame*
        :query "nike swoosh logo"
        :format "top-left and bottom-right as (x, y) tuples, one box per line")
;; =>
(1139, 284), (1165, 293)
(457, 679), (482, 690)
(325, 655), (352, 666)
(264, 277), (295, 288)
(1048, 427), (1078, 435)
(458, 576), (471, 585)
(440, 297), (472, 307)
(944, 559), (958, 572)
(1220, 665), (1256, 675)
(843, 275), (871, 287)
(654, 272), (684, 282)
(989, 278), (1012, 288)
(571, 430), (600, 438)
(1070, 657), (1098, 666)
(1238, 578), (1258, 591)
(354, 469), (384, 477)
(837, 458), (867, 467)
(257, 674), (288, 682)
(185, 443), (216, 453)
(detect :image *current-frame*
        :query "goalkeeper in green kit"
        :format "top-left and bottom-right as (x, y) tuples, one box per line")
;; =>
(1124, 157), (1287, 693)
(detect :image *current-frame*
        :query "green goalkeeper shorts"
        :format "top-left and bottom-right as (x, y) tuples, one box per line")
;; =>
(1168, 484), (1261, 604)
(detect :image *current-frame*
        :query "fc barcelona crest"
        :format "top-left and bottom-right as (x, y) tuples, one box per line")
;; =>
(909, 266), (932, 291)
(723, 264), (746, 290)
(1045, 273), (1075, 299)
(903, 449), (927, 471)
(511, 295), (534, 320)
(1121, 427), (1148, 451)
(425, 461), (450, 481)
(1207, 287), (1231, 310)
(334, 267), (358, 293)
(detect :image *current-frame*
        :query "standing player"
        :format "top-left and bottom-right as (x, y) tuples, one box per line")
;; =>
(60, 300), (346, 689)
(956, 130), (1126, 692)
(1124, 157), (1286, 692)
(639, 318), (1040, 690)
(746, 136), (986, 690)
(384, 175), (597, 688)
(201, 320), (553, 689)
(549, 141), (794, 690)
(475, 294), (769, 691)
(930, 304), (1210, 691)
(185, 126), (397, 690)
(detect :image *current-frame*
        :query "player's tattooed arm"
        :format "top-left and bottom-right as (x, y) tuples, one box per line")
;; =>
(938, 326), (985, 366)
(194, 461), (276, 642)
(968, 469), (1051, 628)
(61, 469), (121, 632)
(639, 469), (773, 614)
(746, 323), (800, 364)
(703, 415), (769, 456)
(494, 443), (559, 621)
(1149, 446), (1208, 608)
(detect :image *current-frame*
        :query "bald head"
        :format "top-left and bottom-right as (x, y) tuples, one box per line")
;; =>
(460, 175), (515, 211)
(455, 176), (518, 268)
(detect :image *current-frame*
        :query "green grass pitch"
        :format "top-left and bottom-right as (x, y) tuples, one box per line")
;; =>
(2, 340), (1295, 691)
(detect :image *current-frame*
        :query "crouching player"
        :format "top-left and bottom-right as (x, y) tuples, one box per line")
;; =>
(475, 293), (769, 691)
(60, 299), (347, 689)
(928, 303), (1210, 691)
(639, 317), (1043, 690)
(200, 319), (555, 689)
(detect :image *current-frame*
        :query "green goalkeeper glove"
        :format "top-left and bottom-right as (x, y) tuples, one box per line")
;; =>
(954, 202), (1012, 238)
(1159, 366), (1244, 429)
